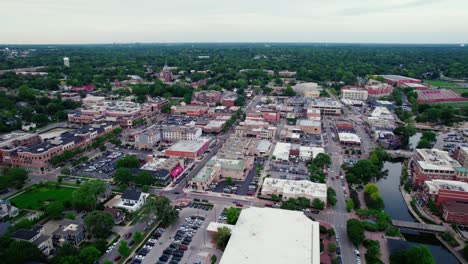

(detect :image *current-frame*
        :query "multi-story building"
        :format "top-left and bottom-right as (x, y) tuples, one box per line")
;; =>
(171, 105), (209, 116)
(12, 225), (54, 255)
(246, 111), (281, 123)
(235, 119), (277, 139)
(134, 125), (161, 150)
(422, 179), (468, 206)
(0, 132), (42, 164)
(165, 139), (210, 159)
(192, 90), (222, 106)
(278, 70), (297, 77)
(293, 83), (320, 98)
(261, 178), (327, 205)
(221, 92), (238, 107)
(140, 155), (185, 185)
(52, 219), (86, 247)
(296, 119), (321, 135)
(410, 149), (467, 186)
(341, 86), (368, 101)
(68, 98), (166, 127)
(0, 199), (19, 220)
(306, 109), (321, 120)
(306, 98), (342, 116)
(441, 201), (468, 224)
(161, 126), (202, 141)
(8, 123), (116, 175)
(366, 80), (394, 97)
(380, 75), (421, 86)
(454, 147), (468, 167)
(189, 136), (256, 191)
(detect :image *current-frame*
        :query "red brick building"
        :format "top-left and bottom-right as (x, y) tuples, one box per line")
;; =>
(410, 149), (467, 186)
(165, 140), (210, 159)
(380, 75), (422, 86)
(192, 90), (222, 106)
(441, 201), (468, 224)
(417, 89), (468, 104)
(422, 179), (468, 206)
(71, 84), (95, 93)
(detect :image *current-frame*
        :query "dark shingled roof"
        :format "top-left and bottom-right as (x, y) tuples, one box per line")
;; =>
(121, 188), (141, 201)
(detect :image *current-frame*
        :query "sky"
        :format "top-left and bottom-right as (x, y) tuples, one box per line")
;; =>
(1, 0), (467, 44)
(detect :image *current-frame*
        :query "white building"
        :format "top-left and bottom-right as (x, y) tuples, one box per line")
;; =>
(117, 188), (149, 212)
(273, 142), (291, 161)
(63, 57), (70, 67)
(134, 125), (161, 150)
(261, 178), (327, 204)
(218, 207), (320, 264)
(293, 82), (320, 98)
(338, 132), (361, 146)
(162, 126), (202, 141)
(341, 86), (368, 100)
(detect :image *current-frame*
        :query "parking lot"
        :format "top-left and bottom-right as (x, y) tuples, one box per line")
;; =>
(71, 150), (122, 178)
(211, 159), (262, 196)
(138, 204), (224, 264)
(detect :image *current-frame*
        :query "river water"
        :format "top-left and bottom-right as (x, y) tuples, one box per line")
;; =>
(377, 161), (459, 264)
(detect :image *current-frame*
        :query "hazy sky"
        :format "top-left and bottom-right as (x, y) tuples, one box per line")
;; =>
(1, 0), (467, 44)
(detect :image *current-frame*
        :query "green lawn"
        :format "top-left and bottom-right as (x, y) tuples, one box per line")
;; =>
(433, 101), (468, 109)
(424, 80), (458, 87)
(11, 185), (74, 210)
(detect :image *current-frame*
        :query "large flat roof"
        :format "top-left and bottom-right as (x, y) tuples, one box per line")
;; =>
(380, 75), (420, 82)
(219, 207), (320, 264)
(166, 139), (208, 153)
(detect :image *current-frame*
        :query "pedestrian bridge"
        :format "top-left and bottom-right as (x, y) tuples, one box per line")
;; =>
(387, 150), (414, 158)
(392, 220), (447, 233)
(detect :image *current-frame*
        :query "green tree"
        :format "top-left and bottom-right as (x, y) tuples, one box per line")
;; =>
(226, 207), (241, 225)
(135, 171), (154, 186)
(71, 180), (106, 211)
(463, 244), (468, 259)
(118, 241), (131, 257)
(84, 211), (115, 239)
(283, 86), (296, 96)
(328, 243), (337, 253)
(346, 199), (355, 212)
(313, 153), (332, 167)
(215, 227), (232, 251)
(390, 245), (435, 264)
(312, 198), (325, 210)
(133, 231), (143, 244)
(79, 246), (101, 264)
(136, 196), (178, 226)
(45, 201), (65, 219)
(225, 177), (234, 185)
(347, 219), (365, 246)
(116, 155), (139, 168)
(0, 238), (47, 264)
(114, 168), (132, 184)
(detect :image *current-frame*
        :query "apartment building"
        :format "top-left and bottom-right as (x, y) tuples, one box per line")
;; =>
(341, 86), (368, 101)
(134, 125), (162, 150)
(161, 126), (202, 141)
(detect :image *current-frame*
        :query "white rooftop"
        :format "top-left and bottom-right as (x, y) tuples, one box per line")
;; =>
(219, 207), (320, 264)
(262, 178), (327, 199)
(273, 142), (291, 161)
(425, 179), (468, 194)
(338, 132), (361, 143)
(416, 149), (461, 171)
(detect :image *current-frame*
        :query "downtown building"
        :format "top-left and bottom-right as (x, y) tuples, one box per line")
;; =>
(410, 149), (468, 186)
(7, 122), (117, 175)
(341, 86), (368, 101)
(68, 97), (168, 127)
(192, 90), (222, 106)
(422, 179), (468, 224)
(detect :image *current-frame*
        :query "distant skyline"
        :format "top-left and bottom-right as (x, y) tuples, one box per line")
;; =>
(1, 0), (467, 44)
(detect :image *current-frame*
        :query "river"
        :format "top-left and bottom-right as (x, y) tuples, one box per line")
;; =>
(377, 161), (459, 264)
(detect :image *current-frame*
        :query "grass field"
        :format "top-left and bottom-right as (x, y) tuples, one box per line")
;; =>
(424, 80), (458, 87)
(11, 185), (74, 210)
